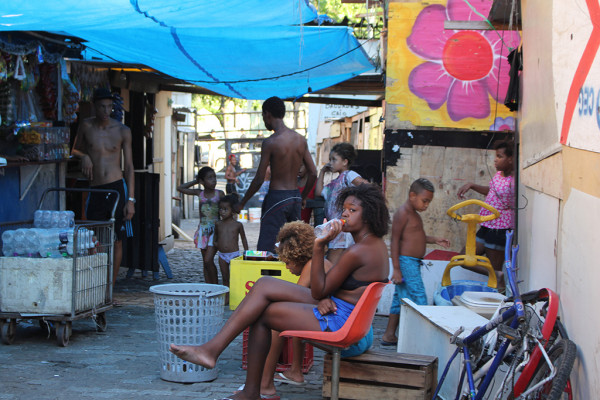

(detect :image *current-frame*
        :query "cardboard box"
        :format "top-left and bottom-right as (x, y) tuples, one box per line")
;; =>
(323, 350), (438, 400)
(229, 256), (298, 310)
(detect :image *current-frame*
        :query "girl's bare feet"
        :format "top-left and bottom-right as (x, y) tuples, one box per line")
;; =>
(216, 392), (255, 400)
(169, 344), (217, 369)
(274, 370), (305, 385)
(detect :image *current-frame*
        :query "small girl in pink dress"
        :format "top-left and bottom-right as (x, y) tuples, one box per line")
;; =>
(177, 167), (224, 284)
(457, 140), (515, 288)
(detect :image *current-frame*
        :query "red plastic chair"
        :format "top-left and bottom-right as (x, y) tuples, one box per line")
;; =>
(280, 281), (389, 400)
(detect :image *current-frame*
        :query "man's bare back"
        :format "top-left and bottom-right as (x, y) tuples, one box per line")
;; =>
(264, 128), (309, 190)
(237, 97), (316, 209)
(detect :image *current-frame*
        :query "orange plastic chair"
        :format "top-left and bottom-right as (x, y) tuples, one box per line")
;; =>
(280, 281), (389, 400)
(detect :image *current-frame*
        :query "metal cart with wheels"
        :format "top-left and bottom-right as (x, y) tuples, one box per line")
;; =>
(0, 188), (117, 346)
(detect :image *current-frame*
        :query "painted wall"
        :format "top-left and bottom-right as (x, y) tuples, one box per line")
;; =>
(386, 0), (518, 130)
(384, 0), (519, 250)
(519, 0), (600, 397)
(153, 91), (173, 249)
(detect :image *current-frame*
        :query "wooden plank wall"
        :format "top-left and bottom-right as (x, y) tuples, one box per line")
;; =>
(384, 129), (512, 252)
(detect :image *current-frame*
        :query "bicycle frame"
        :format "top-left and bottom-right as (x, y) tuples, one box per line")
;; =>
(432, 231), (561, 400)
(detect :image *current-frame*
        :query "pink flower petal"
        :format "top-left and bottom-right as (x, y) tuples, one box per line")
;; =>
(447, 79), (490, 121)
(407, 4), (452, 60)
(485, 55), (510, 103)
(408, 62), (453, 110)
(486, 30), (520, 57)
(448, 0), (492, 22)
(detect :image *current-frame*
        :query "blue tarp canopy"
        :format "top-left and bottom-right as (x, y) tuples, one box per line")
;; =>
(0, 0), (374, 99)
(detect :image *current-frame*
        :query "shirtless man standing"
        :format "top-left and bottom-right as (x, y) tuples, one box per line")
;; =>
(72, 88), (135, 288)
(235, 96), (317, 252)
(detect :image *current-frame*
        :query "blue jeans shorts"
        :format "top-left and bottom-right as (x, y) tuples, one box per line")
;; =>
(390, 255), (427, 314)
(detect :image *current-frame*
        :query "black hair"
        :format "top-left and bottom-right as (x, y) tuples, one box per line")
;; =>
(410, 178), (434, 195)
(219, 194), (238, 210)
(335, 184), (389, 237)
(93, 87), (113, 102)
(494, 140), (514, 157)
(197, 166), (215, 181)
(330, 142), (357, 166)
(262, 96), (286, 119)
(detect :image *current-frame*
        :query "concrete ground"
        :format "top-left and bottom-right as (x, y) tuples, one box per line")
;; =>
(0, 218), (394, 400)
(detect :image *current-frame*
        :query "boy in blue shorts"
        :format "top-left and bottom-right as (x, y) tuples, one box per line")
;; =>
(381, 178), (450, 346)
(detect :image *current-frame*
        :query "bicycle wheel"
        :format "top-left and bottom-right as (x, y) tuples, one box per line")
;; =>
(522, 339), (576, 400)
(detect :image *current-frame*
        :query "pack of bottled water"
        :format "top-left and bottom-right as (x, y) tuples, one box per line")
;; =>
(2, 210), (95, 258)
(33, 210), (75, 229)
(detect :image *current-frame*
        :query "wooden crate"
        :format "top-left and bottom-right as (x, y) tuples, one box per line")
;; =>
(322, 350), (438, 400)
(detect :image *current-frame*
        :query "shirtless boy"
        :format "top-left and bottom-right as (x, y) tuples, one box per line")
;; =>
(224, 154), (246, 194)
(381, 178), (450, 346)
(235, 96), (317, 252)
(214, 194), (249, 299)
(72, 88), (135, 287)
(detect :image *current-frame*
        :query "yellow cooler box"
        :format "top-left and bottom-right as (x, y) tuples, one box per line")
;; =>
(229, 257), (298, 310)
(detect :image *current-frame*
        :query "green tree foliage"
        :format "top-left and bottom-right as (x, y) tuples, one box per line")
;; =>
(191, 94), (246, 128)
(314, 0), (383, 39)
(316, 0), (364, 24)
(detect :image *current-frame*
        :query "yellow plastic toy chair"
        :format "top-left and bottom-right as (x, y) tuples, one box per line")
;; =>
(442, 199), (500, 288)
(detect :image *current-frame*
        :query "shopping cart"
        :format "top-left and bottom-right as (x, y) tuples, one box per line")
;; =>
(0, 188), (117, 346)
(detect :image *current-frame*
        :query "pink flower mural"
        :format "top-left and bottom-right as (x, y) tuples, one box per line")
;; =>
(490, 116), (515, 131)
(407, 0), (520, 122)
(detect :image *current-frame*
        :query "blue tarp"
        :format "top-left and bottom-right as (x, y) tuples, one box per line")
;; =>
(0, 0), (374, 99)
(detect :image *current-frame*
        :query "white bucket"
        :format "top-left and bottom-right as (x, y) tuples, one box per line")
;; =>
(249, 207), (261, 223)
(238, 210), (248, 223)
(451, 291), (505, 319)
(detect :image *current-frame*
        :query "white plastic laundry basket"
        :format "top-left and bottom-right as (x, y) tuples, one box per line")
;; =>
(150, 283), (229, 382)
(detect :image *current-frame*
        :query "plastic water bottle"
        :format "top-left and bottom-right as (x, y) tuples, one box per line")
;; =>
(24, 228), (44, 257)
(33, 210), (44, 228)
(12, 228), (28, 256)
(86, 229), (94, 250)
(57, 211), (75, 228)
(73, 227), (91, 255)
(57, 229), (74, 256)
(41, 210), (52, 228)
(50, 211), (60, 228)
(38, 228), (68, 258)
(2, 230), (14, 256)
(66, 211), (75, 228)
(314, 219), (346, 239)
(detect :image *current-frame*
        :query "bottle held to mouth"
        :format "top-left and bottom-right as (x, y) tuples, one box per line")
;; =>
(314, 219), (345, 239)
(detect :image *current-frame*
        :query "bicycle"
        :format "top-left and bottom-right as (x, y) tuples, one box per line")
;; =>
(432, 230), (576, 400)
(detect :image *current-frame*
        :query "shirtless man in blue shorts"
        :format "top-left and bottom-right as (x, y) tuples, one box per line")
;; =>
(72, 88), (135, 288)
(235, 96), (317, 253)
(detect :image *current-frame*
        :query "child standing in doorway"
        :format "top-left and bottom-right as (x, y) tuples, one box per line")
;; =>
(225, 154), (246, 194)
(457, 140), (515, 288)
(214, 194), (249, 296)
(315, 142), (369, 264)
(177, 166), (224, 284)
(381, 178), (450, 346)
